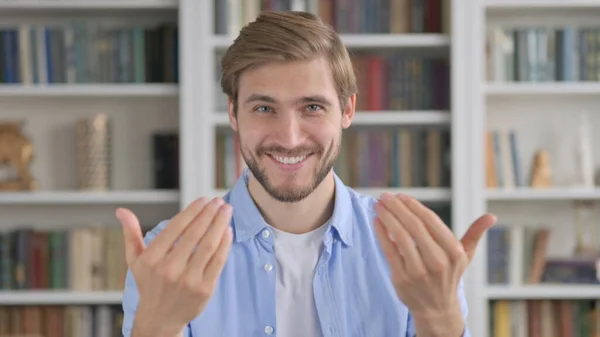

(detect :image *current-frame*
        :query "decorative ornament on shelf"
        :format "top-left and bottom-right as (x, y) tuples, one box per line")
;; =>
(573, 200), (598, 258)
(0, 121), (37, 191)
(575, 110), (594, 188)
(530, 149), (552, 188)
(75, 114), (112, 191)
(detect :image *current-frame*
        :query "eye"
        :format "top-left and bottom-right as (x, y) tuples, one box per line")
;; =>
(254, 106), (272, 113)
(306, 104), (323, 112)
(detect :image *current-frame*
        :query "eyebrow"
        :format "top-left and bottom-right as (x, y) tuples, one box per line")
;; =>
(243, 93), (334, 107)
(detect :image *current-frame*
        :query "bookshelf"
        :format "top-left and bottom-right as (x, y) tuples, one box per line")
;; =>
(0, 0), (183, 333)
(468, 1), (600, 336)
(0, 0), (486, 335)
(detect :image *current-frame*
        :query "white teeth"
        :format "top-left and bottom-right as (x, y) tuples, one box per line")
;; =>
(273, 155), (307, 164)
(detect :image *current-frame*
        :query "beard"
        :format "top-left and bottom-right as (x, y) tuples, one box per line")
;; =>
(239, 134), (341, 203)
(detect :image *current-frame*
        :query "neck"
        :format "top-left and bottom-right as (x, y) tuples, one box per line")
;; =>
(247, 171), (336, 234)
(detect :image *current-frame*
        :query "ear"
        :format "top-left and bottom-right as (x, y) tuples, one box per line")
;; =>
(341, 93), (356, 129)
(228, 96), (238, 132)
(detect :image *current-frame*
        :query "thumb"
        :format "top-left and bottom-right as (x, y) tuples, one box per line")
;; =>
(460, 213), (497, 261)
(116, 207), (146, 266)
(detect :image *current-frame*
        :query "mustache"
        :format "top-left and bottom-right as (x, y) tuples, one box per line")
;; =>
(257, 145), (323, 156)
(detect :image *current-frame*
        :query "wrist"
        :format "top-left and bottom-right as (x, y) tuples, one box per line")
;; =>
(412, 307), (465, 337)
(132, 310), (185, 337)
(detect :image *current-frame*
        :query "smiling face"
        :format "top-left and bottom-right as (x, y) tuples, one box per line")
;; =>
(228, 56), (355, 203)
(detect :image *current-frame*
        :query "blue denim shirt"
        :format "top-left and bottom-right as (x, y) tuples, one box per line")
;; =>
(122, 169), (471, 337)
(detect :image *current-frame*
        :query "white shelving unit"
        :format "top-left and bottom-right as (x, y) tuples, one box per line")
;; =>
(0, 0), (183, 308)
(486, 284), (600, 300)
(0, 190), (179, 205)
(0, 290), (123, 305)
(486, 82), (600, 96)
(213, 110), (451, 126)
(211, 33), (451, 50)
(0, 83), (179, 97)
(0, 0), (178, 10)
(467, 1), (600, 336)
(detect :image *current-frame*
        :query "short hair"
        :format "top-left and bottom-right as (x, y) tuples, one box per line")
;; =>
(220, 11), (357, 115)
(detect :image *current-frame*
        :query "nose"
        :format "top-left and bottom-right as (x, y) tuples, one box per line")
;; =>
(273, 112), (305, 149)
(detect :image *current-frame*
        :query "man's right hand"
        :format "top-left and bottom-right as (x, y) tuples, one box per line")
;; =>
(116, 197), (234, 337)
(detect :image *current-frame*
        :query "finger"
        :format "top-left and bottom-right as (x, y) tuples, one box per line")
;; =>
(374, 201), (426, 274)
(188, 201), (234, 273)
(377, 194), (450, 273)
(460, 213), (497, 261)
(116, 207), (145, 266)
(145, 197), (209, 260)
(373, 217), (404, 274)
(166, 198), (228, 266)
(201, 226), (233, 286)
(397, 193), (461, 256)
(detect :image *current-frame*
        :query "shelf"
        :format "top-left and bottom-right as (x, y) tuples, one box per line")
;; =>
(487, 187), (600, 201)
(212, 34), (450, 49)
(0, 290), (123, 305)
(213, 111), (451, 126)
(486, 82), (600, 96)
(0, 0), (178, 9)
(485, 0), (600, 9)
(0, 84), (179, 97)
(0, 190), (179, 205)
(351, 111), (451, 125)
(486, 284), (600, 299)
(212, 187), (451, 202)
(354, 187), (451, 201)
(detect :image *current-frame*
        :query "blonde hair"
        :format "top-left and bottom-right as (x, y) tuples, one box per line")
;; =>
(220, 11), (357, 114)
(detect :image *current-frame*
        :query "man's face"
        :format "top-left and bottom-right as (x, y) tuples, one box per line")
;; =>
(228, 56), (355, 203)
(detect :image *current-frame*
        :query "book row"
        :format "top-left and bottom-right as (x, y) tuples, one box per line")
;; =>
(487, 26), (600, 82)
(487, 224), (598, 286)
(490, 299), (600, 337)
(214, 126), (451, 190)
(352, 54), (450, 111)
(0, 305), (123, 337)
(0, 22), (178, 85)
(0, 226), (127, 291)
(214, 53), (450, 112)
(486, 129), (524, 189)
(214, 0), (449, 35)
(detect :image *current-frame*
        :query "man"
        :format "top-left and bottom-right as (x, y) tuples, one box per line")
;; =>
(118, 10), (496, 337)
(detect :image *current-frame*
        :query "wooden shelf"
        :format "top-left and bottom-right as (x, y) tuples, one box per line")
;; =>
(212, 34), (451, 49)
(0, 84), (179, 97)
(0, 190), (179, 205)
(0, 290), (123, 305)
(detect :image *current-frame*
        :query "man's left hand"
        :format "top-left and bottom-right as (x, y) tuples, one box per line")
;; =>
(373, 192), (496, 336)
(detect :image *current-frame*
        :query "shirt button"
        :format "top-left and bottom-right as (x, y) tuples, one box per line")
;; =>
(262, 229), (270, 239)
(264, 325), (274, 335)
(264, 263), (273, 272)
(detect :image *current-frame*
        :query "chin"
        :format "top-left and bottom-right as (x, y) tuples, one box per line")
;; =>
(244, 147), (336, 203)
(263, 167), (318, 203)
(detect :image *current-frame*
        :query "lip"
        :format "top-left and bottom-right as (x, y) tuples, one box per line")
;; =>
(267, 153), (312, 172)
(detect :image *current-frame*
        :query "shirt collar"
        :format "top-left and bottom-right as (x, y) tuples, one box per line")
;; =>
(228, 168), (354, 246)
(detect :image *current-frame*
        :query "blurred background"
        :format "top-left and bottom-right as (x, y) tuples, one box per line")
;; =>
(0, 1), (599, 337)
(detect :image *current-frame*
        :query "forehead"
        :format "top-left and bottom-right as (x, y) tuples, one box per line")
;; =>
(237, 56), (337, 103)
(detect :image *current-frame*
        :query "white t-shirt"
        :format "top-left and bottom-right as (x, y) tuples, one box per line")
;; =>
(270, 223), (329, 337)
